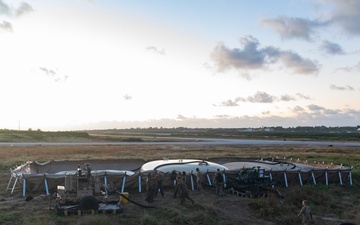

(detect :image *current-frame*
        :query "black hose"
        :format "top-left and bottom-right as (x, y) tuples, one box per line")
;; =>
(116, 191), (157, 209)
(153, 160), (203, 171)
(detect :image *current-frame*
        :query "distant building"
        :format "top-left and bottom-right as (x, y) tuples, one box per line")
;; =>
(263, 128), (274, 132)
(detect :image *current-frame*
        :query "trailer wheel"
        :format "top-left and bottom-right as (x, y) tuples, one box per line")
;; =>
(79, 196), (99, 210)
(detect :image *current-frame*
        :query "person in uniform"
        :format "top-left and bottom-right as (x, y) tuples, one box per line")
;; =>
(181, 171), (187, 185)
(171, 170), (177, 189)
(298, 200), (312, 225)
(146, 173), (154, 203)
(84, 163), (92, 179)
(174, 177), (194, 205)
(213, 168), (224, 196)
(195, 168), (203, 191)
(154, 170), (165, 198)
(77, 165), (82, 177)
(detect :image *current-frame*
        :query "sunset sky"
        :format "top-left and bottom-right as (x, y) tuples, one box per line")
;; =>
(1, 0), (359, 131)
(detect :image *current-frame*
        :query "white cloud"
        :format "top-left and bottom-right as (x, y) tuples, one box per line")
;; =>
(146, 46), (165, 55)
(210, 36), (319, 76)
(326, 0), (360, 35)
(261, 17), (327, 41)
(320, 40), (345, 55)
(0, 20), (11, 31)
(15, 2), (33, 17)
(330, 84), (354, 91)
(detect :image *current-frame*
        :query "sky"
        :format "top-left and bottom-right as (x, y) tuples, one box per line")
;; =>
(1, 0), (360, 131)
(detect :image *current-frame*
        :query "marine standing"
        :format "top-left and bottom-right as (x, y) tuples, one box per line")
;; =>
(298, 200), (312, 225)
(213, 168), (224, 196)
(154, 170), (164, 198)
(174, 177), (194, 205)
(195, 168), (203, 191)
(146, 173), (154, 203)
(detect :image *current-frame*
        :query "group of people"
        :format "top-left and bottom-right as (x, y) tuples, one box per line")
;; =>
(145, 168), (314, 224)
(145, 168), (227, 205)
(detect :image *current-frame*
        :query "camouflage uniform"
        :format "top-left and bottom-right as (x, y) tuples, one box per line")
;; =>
(213, 169), (224, 196)
(154, 171), (164, 197)
(195, 168), (203, 191)
(146, 173), (154, 203)
(298, 200), (312, 225)
(174, 178), (194, 205)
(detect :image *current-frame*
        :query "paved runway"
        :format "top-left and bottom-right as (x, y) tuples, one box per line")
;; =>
(1, 138), (360, 147)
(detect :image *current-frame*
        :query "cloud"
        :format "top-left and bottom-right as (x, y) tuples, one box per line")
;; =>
(219, 99), (239, 107)
(0, 20), (11, 32)
(330, 84), (354, 91)
(210, 36), (319, 75)
(261, 1), (360, 39)
(334, 61), (360, 73)
(296, 93), (312, 100)
(15, 2), (33, 17)
(308, 104), (325, 111)
(210, 36), (269, 71)
(39, 67), (68, 82)
(0, 0), (10, 16)
(217, 91), (299, 107)
(261, 17), (327, 41)
(0, 1), (32, 32)
(279, 51), (320, 74)
(123, 95), (132, 100)
(246, 91), (277, 103)
(320, 40), (345, 55)
(292, 106), (305, 113)
(176, 114), (187, 120)
(146, 46), (165, 55)
(40, 67), (56, 76)
(325, 0), (360, 35)
(280, 94), (296, 101)
(67, 107), (360, 130)
(305, 106), (338, 115)
(0, 1), (32, 17)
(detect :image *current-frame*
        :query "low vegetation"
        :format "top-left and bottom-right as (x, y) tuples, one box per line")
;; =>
(0, 129), (359, 225)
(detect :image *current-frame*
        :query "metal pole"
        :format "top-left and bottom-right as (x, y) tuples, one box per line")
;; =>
(338, 170), (343, 185)
(22, 178), (26, 197)
(11, 177), (18, 194)
(311, 169), (317, 185)
(325, 169), (328, 186)
(298, 169), (303, 186)
(284, 171), (288, 188)
(104, 172), (108, 195)
(121, 173), (126, 193)
(190, 172), (194, 191)
(6, 176), (13, 191)
(138, 174), (142, 193)
(269, 169), (274, 188)
(44, 174), (50, 195)
(206, 170), (212, 186)
(349, 167), (353, 186)
(222, 173), (226, 189)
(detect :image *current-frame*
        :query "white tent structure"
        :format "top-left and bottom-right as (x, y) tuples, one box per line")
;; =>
(7, 158), (353, 197)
